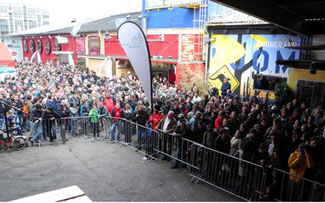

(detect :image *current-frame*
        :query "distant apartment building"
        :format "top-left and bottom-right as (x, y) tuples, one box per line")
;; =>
(0, 2), (50, 36)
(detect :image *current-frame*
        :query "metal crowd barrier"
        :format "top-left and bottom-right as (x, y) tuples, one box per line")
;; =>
(116, 119), (265, 201)
(265, 167), (325, 201)
(30, 115), (113, 142)
(28, 116), (325, 202)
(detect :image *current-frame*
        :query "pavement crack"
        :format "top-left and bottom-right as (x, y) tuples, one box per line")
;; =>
(68, 145), (101, 180)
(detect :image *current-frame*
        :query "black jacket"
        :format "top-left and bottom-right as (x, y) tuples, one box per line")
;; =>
(132, 110), (149, 126)
(57, 105), (71, 125)
(215, 135), (231, 154)
(31, 108), (43, 122)
(42, 110), (61, 125)
(242, 136), (258, 161)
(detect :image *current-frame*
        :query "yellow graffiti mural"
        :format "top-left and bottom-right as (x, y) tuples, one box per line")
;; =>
(251, 34), (267, 49)
(209, 65), (240, 94)
(209, 34), (272, 99)
(209, 35), (246, 72)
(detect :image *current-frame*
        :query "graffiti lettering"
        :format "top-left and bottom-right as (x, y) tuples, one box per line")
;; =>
(275, 51), (296, 74)
(253, 50), (269, 72)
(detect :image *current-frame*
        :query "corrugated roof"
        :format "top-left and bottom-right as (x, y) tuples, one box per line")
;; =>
(4, 11), (142, 37)
(207, 9), (266, 25)
(4, 23), (74, 37)
(49, 11), (142, 35)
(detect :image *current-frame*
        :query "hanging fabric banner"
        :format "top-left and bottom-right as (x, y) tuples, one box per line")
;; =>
(118, 21), (153, 106)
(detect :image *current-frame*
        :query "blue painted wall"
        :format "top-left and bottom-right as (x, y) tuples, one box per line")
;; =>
(142, 0), (250, 29)
(142, 0), (202, 29)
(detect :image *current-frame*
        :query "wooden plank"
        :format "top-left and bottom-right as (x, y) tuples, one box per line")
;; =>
(9, 185), (85, 203)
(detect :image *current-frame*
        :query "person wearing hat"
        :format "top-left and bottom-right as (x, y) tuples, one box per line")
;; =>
(149, 105), (164, 129)
(253, 123), (264, 145)
(215, 127), (231, 154)
(242, 128), (259, 162)
(171, 118), (190, 169)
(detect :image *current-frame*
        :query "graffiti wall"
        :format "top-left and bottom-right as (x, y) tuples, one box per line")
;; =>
(208, 34), (301, 98)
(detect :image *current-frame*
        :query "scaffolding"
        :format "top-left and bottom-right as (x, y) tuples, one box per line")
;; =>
(193, 0), (208, 61)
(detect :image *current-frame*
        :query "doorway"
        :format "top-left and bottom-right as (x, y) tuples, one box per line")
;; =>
(296, 80), (325, 108)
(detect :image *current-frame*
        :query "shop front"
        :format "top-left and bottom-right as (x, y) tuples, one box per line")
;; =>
(22, 34), (77, 64)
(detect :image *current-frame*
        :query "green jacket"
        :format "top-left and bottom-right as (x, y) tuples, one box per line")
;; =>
(156, 116), (177, 134)
(89, 109), (99, 123)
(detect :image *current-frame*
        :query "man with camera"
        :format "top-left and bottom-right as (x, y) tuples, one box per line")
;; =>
(288, 143), (315, 200)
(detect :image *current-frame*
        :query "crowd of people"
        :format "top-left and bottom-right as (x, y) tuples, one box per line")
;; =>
(0, 62), (324, 200)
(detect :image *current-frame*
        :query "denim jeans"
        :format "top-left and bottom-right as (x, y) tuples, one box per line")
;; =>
(92, 122), (100, 138)
(31, 122), (42, 142)
(45, 122), (57, 141)
(58, 124), (66, 142)
(25, 118), (30, 131)
(0, 117), (4, 129)
(110, 121), (121, 141)
(18, 115), (24, 130)
(71, 120), (77, 136)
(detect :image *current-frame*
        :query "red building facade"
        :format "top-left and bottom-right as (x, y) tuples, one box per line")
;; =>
(22, 34), (77, 64)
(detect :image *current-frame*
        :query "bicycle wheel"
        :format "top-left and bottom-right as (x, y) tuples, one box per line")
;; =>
(13, 137), (27, 150)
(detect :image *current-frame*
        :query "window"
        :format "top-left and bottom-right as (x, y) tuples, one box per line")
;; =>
(43, 21), (49, 25)
(15, 19), (23, 32)
(253, 74), (287, 92)
(28, 8), (37, 19)
(297, 80), (325, 108)
(0, 19), (9, 34)
(13, 7), (23, 18)
(9, 13), (13, 32)
(0, 6), (7, 13)
(28, 20), (36, 28)
(146, 0), (171, 8)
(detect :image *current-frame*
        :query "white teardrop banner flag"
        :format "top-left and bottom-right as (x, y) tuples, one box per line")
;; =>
(118, 21), (153, 106)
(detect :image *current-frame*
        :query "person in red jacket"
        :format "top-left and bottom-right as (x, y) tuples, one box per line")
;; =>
(149, 105), (164, 129)
(103, 92), (115, 115)
(110, 102), (123, 142)
(215, 110), (225, 130)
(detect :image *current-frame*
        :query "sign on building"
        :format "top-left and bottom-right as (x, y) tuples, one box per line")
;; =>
(88, 36), (100, 55)
(180, 34), (195, 62)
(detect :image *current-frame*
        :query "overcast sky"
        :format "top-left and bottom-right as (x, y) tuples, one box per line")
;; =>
(4, 0), (142, 24)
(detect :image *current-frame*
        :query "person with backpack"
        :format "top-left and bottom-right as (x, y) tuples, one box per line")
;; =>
(98, 101), (109, 134)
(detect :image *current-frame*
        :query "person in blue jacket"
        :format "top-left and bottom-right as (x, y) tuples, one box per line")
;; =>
(221, 78), (231, 98)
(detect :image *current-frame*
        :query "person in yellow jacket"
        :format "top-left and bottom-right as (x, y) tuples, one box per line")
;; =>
(287, 144), (314, 200)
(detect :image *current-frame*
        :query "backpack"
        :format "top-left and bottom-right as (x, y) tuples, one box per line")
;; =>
(23, 104), (29, 118)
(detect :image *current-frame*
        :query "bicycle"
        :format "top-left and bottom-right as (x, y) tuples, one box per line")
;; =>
(0, 132), (27, 151)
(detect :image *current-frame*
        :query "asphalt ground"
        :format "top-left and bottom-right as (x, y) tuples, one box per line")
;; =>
(0, 136), (240, 201)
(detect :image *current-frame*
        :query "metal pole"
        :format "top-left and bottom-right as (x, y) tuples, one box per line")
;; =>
(204, 31), (211, 90)
(4, 111), (10, 142)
